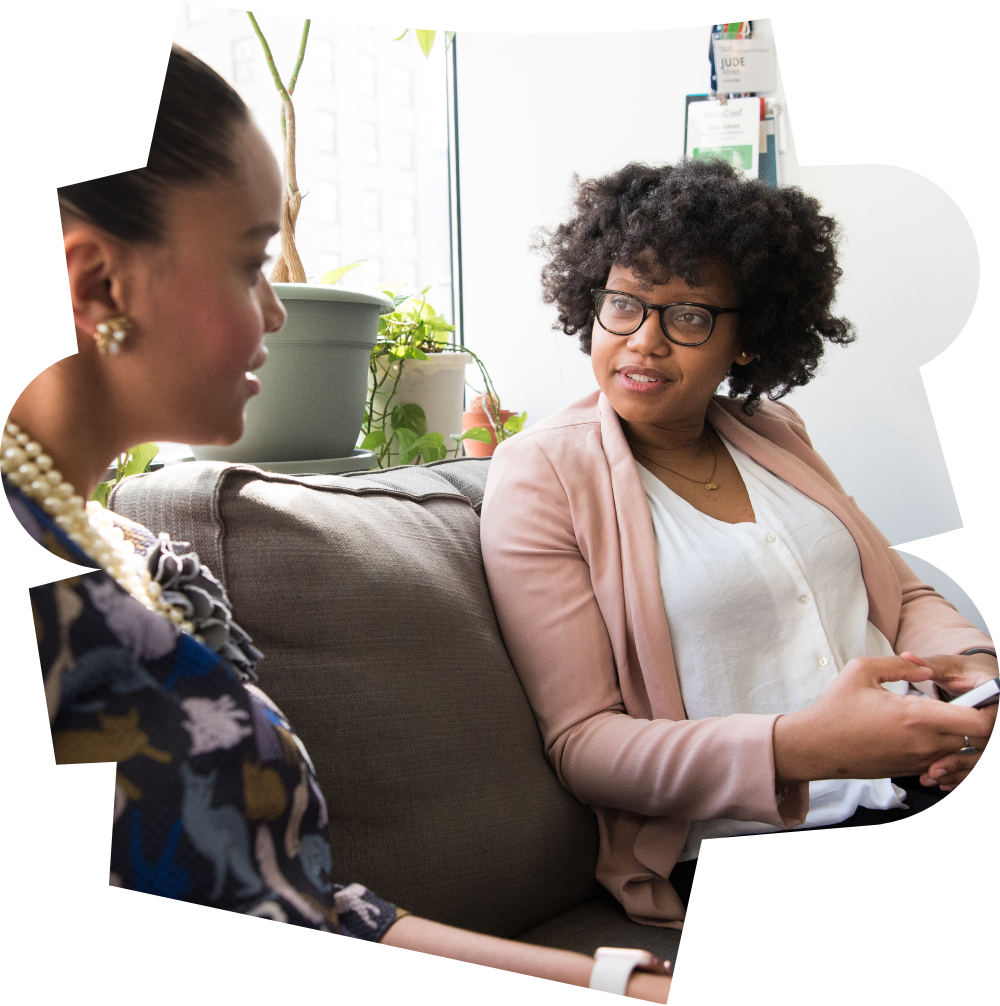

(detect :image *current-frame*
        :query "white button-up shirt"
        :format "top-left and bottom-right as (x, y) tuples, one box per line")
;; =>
(637, 433), (906, 861)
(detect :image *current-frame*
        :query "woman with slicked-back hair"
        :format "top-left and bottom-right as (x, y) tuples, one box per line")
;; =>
(4, 46), (672, 1001)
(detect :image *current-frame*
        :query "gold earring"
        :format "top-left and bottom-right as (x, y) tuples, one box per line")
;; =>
(94, 316), (133, 355)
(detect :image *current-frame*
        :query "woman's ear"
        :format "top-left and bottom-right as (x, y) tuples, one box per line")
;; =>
(64, 226), (125, 342)
(735, 350), (755, 365)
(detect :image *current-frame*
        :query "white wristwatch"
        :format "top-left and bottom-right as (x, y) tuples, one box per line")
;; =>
(588, 947), (660, 995)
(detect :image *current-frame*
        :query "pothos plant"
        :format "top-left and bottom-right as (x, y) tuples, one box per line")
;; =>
(359, 288), (526, 468)
(90, 442), (159, 507)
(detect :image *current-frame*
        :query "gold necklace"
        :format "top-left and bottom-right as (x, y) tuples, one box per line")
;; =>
(632, 433), (720, 491)
(1, 421), (195, 633)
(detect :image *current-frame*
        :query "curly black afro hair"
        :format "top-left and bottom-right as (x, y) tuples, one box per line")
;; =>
(535, 158), (855, 412)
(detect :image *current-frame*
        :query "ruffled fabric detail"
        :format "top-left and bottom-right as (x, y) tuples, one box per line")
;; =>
(146, 534), (264, 680)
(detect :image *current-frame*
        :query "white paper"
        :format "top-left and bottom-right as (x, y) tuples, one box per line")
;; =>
(685, 96), (760, 179)
(713, 37), (778, 93)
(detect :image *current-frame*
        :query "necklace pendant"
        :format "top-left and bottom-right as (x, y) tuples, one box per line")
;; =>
(704, 481), (719, 490)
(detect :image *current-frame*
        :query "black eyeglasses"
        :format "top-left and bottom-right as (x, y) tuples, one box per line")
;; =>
(591, 289), (740, 346)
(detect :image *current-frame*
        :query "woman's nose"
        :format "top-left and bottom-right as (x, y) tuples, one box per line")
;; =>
(258, 279), (288, 334)
(626, 311), (669, 355)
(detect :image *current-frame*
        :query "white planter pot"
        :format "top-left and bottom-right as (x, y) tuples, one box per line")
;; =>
(370, 351), (474, 464)
(192, 284), (393, 464)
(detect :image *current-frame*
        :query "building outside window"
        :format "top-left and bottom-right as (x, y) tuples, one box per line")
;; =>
(361, 191), (381, 231)
(232, 37), (256, 83)
(359, 122), (378, 165)
(393, 66), (412, 106)
(398, 197), (416, 236)
(175, 10), (452, 316)
(187, 2), (210, 26)
(396, 131), (414, 171)
(317, 183), (339, 224)
(315, 110), (336, 155)
(355, 52), (376, 97)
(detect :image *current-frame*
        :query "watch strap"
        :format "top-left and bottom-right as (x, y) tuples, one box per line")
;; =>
(588, 948), (653, 995)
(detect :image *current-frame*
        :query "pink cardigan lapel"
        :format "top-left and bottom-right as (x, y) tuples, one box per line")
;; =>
(596, 394), (904, 724)
(598, 394), (688, 720)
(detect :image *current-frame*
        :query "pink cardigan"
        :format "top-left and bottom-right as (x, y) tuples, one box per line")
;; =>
(480, 390), (992, 928)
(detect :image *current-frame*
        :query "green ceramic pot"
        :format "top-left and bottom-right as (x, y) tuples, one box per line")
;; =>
(192, 284), (393, 464)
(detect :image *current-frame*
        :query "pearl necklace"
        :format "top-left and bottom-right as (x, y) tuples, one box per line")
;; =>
(1, 421), (195, 634)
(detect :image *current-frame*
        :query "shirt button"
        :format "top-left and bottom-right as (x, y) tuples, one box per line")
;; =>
(798, 594), (809, 605)
(818, 656), (829, 667)
(766, 533), (776, 542)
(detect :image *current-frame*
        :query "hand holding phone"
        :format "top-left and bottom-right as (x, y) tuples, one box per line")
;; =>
(948, 677), (1000, 709)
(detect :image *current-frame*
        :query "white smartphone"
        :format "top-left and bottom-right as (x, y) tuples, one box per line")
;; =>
(949, 677), (1000, 709)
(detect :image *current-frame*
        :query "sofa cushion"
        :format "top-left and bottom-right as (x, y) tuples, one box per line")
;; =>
(515, 890), (683, 961)
(109, 458), (600, 937)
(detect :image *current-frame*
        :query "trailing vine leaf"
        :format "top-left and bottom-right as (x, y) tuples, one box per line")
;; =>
(394, 427), (420, 452)
(360, 430), (386, 450)
(503, 412), (528, 434)
(455, 427), (494, 445)
(415, 29), (436, 57)
(391, 403), (427, 435)
(120, 442), (159, 478)
(399, 431), (445, 464)
(320, 259), (365, 285)
(90, 481), (113, 506)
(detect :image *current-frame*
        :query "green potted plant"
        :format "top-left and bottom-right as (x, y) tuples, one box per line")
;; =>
(191, 15), (392, 470)
(360, 289), (524, 467)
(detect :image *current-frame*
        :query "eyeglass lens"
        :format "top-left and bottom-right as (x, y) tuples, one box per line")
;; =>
(596, 292), (714, 345)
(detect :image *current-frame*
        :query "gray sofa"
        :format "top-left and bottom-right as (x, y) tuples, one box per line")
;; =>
(109, 457), (683, 961)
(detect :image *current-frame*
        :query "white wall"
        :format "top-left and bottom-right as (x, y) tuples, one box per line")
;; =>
(456, 27), (973, 553)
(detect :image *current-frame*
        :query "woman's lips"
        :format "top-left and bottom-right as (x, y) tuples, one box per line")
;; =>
(245, 372), (261, 395)
(617, 367), (670, 393)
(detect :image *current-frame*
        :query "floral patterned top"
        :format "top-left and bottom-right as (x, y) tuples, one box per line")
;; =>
(7, 475), (400, 938)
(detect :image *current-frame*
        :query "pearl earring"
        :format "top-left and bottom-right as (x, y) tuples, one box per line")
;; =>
(94, 316), (133, 355)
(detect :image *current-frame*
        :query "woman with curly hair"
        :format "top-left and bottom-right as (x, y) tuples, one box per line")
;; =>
(479, 158), (996, 928)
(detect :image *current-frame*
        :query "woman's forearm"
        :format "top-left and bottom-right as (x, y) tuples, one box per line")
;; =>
(379, 915), (671, 1002)
(381, 914), (593, 985)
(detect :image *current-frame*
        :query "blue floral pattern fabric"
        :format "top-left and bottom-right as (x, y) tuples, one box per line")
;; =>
(7, 475), (400, 938)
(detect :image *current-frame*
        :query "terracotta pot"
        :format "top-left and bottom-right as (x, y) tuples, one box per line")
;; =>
(462, 409), (513, 457)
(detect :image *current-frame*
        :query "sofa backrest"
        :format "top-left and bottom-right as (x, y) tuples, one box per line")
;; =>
(109, 458), (600, 936)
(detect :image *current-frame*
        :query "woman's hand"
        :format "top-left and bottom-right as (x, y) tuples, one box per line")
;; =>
(626, 971), (672, 1002)
(773, 654), (995, 784)
(902, 651), (998, 790)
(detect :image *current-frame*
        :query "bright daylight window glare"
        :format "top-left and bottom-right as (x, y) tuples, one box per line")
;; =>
(175, 5), (453, 305)
(156, 6), (456, 467)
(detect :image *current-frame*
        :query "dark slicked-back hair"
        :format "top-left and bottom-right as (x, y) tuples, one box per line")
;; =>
(536, 158), (855, 412)
(57, 44), (250, 243)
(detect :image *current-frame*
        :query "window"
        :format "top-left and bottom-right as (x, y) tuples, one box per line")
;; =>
(359, 122), (378, 164)
(310, 38), (335, 84)
(187, 3), (210, 25)
(232, 38), (257, 83)
(399, 261), (419, 289)
(398, 197), (416, 235)
(361, 191), (380, 231)
(317, 183), (339, 224)
(356, 53), (376, 96)
(396, 132), (414, 171)
(315, 111), (336, 154)
(393, 66), (412, 106)
(174, 14), (453, 323)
